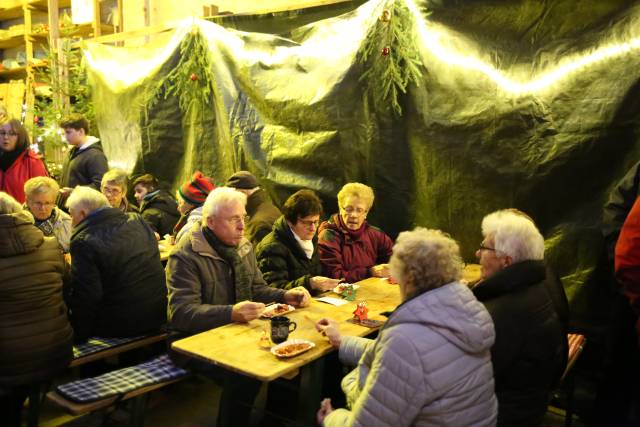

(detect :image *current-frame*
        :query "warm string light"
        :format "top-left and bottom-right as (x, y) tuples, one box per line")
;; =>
(403, 0), (640, 95)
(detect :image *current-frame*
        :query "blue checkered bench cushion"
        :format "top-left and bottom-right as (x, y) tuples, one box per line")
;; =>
(56, 354), (188, 403)
(73, 336), (146, 359)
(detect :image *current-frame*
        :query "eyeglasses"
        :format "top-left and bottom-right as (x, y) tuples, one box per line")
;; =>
(298, 219), (320, 228)
(102, 186), (123, 196)
(0, 131), (17, 137)
(31, 201), (55, 209)
(478, 244), (496, 252)
(226, 215), (250, 225)
(341, 206), (368, 216)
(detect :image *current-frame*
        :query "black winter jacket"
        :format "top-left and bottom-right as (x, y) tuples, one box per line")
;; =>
(67, 208), (167, 343)
(246, 188), (281, 247)
(472, 260), (568, 427)
(255, 216), (322, 293)
(60, 140), (108, 190)
(139, 190), (180, 236)
(0, 211), (73, 386)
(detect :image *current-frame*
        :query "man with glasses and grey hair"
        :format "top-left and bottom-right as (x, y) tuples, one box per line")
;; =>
(472, 209), (569, 427)
(166, 187), (310, 337)
(65, 186), (166, 343)
(166, 187), (310, 427)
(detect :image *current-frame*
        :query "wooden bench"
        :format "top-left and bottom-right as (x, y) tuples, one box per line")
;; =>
(70, 333), (167, 368)
(556, 333), (587, 427)
(47, 354), (189, 426)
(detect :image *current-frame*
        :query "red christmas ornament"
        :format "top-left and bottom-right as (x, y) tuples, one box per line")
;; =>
(190, 73), (198, 81)
(381, 46), (391, 56)
(34, 116), (40, 123)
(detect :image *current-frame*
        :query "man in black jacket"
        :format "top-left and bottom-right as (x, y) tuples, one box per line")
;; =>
(58, 114), (108, 204)
(226, 171), (280, 247)
(132, 173), (180, 237)
(65, 186), (166, 343)
(472, 209), (569, 427)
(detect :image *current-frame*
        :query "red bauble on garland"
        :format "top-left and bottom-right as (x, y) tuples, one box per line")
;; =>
(190, 73), (198, 81)
(381, 46), (391, 56)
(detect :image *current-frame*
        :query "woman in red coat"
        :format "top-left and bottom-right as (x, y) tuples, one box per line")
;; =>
(0, 119), (48, 203)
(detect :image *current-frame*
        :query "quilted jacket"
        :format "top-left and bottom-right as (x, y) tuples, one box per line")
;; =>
(324, 281), (498, 427)
(0, 211), (73, 386)
(255, 215), (323, 293)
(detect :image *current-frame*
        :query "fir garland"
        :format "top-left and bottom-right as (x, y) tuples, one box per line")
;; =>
(357, 0), (424, 116)
(148, 28), (216, 114)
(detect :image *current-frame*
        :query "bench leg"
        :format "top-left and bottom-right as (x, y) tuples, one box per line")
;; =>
(27, 384), (41, 427)
(565, 373), (575, 427)
(130, 394), (149, 427)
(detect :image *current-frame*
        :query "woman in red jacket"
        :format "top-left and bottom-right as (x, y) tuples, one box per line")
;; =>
(0, 119), (48, 203)
(318, 182), (394, 282)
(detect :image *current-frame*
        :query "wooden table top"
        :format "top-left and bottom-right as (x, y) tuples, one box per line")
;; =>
(171, 265), (480, 382)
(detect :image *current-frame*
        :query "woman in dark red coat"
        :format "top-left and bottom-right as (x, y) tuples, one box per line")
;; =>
(0, 119), (48, 203)
(318, 182), (394, 282)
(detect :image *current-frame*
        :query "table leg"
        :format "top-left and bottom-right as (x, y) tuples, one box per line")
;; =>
(297, 357), (325, 425)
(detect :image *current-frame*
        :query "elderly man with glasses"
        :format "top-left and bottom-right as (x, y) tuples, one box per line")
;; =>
(472, 209), (569, 427)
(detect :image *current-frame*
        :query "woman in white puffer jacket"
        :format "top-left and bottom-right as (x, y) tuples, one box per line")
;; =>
(316, 227), (498, 427)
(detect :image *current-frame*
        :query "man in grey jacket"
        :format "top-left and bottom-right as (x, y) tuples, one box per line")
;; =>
(166, 186), (310, 426)
(166, 186), (310, 335)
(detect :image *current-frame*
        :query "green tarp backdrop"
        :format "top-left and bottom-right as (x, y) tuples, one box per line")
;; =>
(83, 0), (640, 339)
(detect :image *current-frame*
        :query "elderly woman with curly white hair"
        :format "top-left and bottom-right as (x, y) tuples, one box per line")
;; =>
(315, 228), (498, 427)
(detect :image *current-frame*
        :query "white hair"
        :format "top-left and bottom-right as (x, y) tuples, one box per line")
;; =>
(481, 209), (544, 262)
(0, 191), (23, 214)
(66, 186), (110, 214)
(202, 187), (247, 220)
(390, 227), (463, 294)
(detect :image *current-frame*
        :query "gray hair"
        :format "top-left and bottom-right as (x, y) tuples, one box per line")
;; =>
(390, 227), (463, 295)
(481, 209), (544, 262)
(101, 168), (129, 191)
(0, 191), (23, 214)
(66, 186), (110, 214)
(24, 176), (60, 199)
(202, 187), (247, 220)
(337, 182), (375, 211)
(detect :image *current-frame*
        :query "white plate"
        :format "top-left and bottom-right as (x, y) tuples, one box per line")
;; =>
(332, 283), (360, 294)
(271, 339), (315, 358)
(260, 303), (295, 318)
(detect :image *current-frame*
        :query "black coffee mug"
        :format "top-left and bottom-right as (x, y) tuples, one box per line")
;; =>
(270, 316), (297, 344)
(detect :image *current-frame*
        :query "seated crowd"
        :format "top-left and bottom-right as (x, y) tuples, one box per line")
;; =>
(0, 114), (570, 427)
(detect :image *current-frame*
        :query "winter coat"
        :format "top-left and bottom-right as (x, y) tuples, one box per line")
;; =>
(68, 208), (167, 343)
(472, 260), (568, 427)
(324, 282), (497, 427)
(246, 188), (281, 247)
(318, 214), (393, 282)
(603, 160), (640, 261)
(615, 196), (640, 334)
(30, 206), (73, 253)
(255, 215), (322, 292)
(175, 206), (203, 245)
(59, 138), (108, 190)
(0, 211), (73, 387)
(0, 150), (48, 203)
(166, 226), (286, 335)
(139, 190), (180, 236)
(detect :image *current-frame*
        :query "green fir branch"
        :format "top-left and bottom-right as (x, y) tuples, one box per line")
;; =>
(356, 0), (424, 116)
(148, 28), (216, 115)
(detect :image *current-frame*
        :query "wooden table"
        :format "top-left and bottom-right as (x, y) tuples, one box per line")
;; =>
(171, 265), (480, 423)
